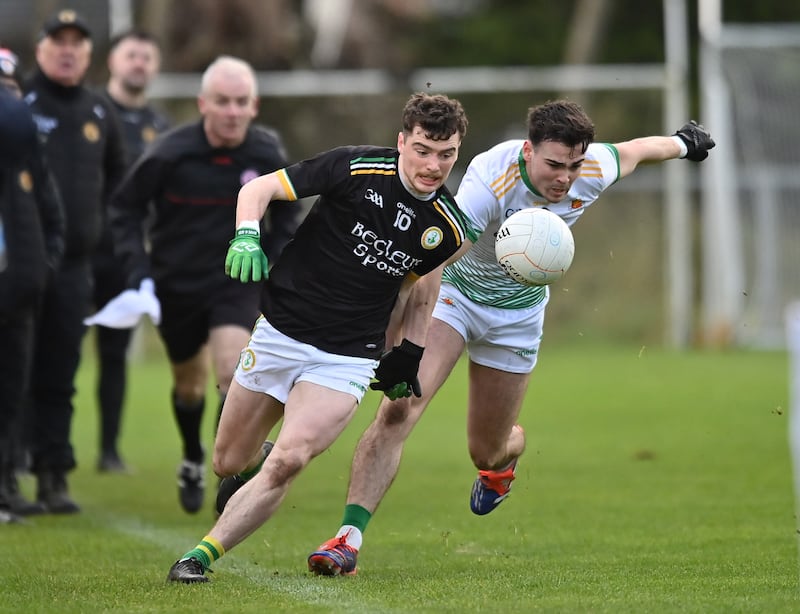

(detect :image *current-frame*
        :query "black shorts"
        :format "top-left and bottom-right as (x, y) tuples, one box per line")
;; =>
(157, 280), (260, 363)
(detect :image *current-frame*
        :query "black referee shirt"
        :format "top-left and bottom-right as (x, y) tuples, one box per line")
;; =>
(109, 120), (296, 294)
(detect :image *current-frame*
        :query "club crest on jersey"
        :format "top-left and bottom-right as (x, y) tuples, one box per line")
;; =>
(421, 226), (443, 250)
(239, 348), (256, 371)
(18, 170), (33, 193)
(142, 126), (158, 143)
(83, 121), (100, 143)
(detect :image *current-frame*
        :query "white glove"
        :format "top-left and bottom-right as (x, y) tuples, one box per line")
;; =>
(138, 278), (161, 325)
(83, 278), (161, 328)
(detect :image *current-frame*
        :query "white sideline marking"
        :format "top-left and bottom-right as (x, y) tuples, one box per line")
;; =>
(92, 510), (361, 606)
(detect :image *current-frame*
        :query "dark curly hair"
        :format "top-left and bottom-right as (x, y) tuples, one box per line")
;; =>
(402, 92), (468, 142)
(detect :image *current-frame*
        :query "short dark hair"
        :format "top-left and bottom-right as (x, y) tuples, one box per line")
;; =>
(108, 28), (161, 53)
(402, 92), (468, 142)
(527, 100), (595, 153)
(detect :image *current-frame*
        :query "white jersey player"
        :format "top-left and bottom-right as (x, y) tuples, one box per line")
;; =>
(309, 100), (715, 577)
(445, 138), (620, 311)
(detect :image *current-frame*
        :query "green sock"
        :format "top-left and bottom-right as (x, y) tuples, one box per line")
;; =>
(182, 535), (225, 569)
(341, 504), (372, 533)
(239, 445), (270, 481)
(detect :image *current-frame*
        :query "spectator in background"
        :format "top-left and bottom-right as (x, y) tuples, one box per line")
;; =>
(106, 55), (299, 514)
(0, 49), (65, 521)
(22, 9), (127, 513)
(90, 28), (170, 474)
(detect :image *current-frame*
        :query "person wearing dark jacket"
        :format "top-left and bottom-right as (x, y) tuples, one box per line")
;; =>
(0, 55), (65, 523)
(107, 55), (298, 515)
(91, 28), (171, 474)
(21, 10), (127, 513)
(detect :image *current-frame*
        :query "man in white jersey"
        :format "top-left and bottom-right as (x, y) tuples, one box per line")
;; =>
(308, 100), (715, 576)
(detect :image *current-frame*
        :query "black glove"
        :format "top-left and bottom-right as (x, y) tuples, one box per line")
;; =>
(673, 120), (715, 162)
(369, 339), (424, 399)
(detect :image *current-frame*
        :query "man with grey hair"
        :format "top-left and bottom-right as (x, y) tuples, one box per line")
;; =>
(107, 55), (298, 514)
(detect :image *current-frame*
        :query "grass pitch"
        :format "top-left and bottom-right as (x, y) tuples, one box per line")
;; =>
(3, 341), (799, 613)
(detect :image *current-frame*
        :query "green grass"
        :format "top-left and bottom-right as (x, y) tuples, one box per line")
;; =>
(3, 340), (799, 613)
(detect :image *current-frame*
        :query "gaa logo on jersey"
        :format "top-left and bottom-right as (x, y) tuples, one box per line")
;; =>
(421, 226), (443, 250)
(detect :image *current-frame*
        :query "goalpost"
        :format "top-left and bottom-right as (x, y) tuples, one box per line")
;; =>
(699, 2), (800, 348)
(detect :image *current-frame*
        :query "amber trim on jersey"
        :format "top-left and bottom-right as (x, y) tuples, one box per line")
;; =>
(489, 161), (521, 200)
(276, 168), (298, 201)
(434, 193), (477, 245)
(349, 155), (398, 176)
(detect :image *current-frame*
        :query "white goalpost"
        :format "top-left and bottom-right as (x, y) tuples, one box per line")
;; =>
(699, 1), (800, 348)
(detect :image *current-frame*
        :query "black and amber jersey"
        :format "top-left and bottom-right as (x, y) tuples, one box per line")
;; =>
(262, 145), (475, 359)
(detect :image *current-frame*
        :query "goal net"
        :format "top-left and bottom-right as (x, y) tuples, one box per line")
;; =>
(717, 28), (800, 347)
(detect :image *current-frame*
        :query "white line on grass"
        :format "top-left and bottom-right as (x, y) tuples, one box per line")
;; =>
(92, 510), (364, 607)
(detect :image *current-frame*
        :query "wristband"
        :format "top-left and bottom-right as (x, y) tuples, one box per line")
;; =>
(236, 220), (261, 237)
(671, 135), (688, 159)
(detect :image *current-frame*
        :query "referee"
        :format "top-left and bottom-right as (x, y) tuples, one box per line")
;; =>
(108, 55), (298, 514)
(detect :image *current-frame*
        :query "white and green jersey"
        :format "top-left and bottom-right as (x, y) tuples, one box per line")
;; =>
(444, 139), (620, 309)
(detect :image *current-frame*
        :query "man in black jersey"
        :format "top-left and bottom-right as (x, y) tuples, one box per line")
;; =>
(166, 92), (475, 583)
(93, 29), (169, 473)
(90, 28), (170, 474)
(23, 10), (127, 514)
(108, 56), (298, 514)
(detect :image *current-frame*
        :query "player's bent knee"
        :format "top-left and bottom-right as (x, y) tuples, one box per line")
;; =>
(262, 452), (306, 488)
(212, 446), (250, 477)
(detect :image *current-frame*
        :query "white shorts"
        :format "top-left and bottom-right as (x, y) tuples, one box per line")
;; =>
(432, 282), (549, 374)
(234, 316), (379, 404)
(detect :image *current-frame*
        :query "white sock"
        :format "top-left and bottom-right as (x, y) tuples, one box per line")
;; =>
(336, 525), (363, 550)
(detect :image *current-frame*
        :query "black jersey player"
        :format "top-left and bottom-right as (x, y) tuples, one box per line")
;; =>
(167, 91), (475, 583)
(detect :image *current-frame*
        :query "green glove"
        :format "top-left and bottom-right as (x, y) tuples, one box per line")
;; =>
(225, 226), (269, 282)
(384, 382), (413, 401)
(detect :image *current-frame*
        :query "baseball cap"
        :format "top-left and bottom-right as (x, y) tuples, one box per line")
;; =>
(39, 9), (92, 40)
(0, 48), (20, 86)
